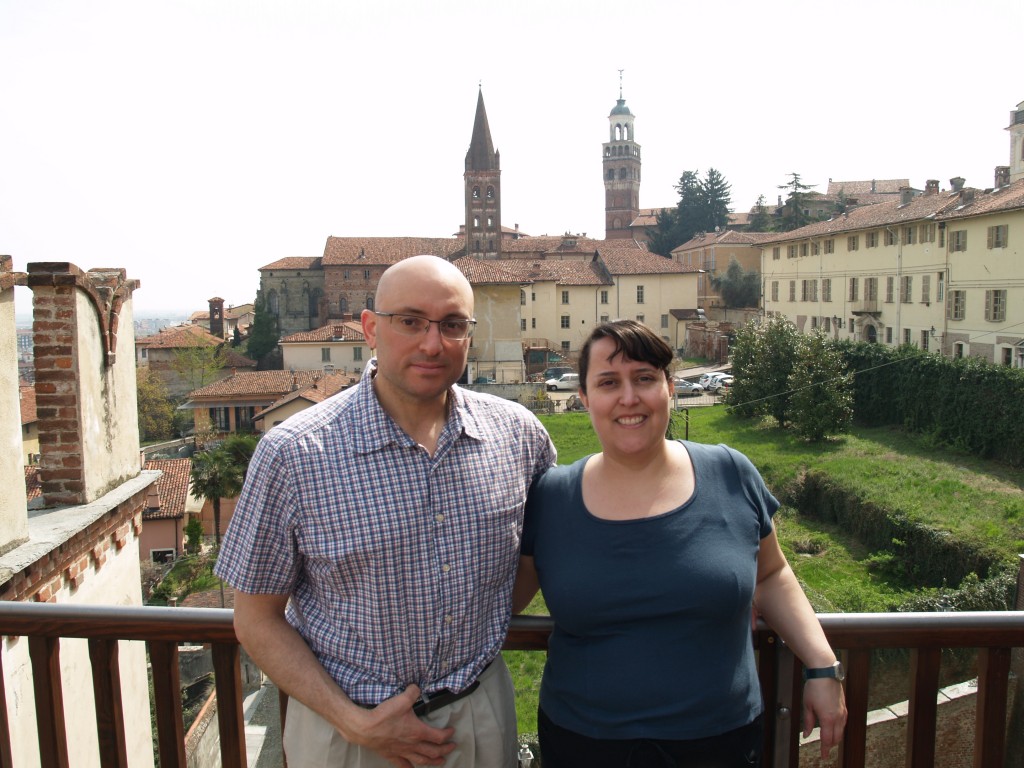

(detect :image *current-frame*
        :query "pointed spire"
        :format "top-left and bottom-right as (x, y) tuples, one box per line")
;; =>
(466, 88), (499, 171)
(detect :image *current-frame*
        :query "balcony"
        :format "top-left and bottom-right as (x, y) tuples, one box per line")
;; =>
(851, 299), (880, 315)
(1, 603), (1022, 767)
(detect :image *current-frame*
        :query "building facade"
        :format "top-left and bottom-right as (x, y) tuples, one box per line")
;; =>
(761, 175), (1024, 366)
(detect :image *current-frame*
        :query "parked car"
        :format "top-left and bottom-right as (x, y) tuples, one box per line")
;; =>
(699, 372), (732, 392)
(543, 366), (574, 381)
(673, 379), (705, 397)
(706, 376), (734, 393)
(546, 373), (580, 391)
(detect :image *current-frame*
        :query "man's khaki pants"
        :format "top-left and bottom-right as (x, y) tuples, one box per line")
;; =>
(282, 656), (518, 768)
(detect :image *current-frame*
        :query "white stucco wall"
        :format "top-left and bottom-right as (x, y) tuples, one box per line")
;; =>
(77, 293), (140, 501)
(2, 530), (154, 768)
(0, 287), (29, 554)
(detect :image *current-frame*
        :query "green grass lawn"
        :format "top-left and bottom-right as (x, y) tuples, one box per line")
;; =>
(507, 406), (1024, 734)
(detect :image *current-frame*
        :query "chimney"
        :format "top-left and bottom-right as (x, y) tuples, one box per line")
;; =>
(925, 179), (940, 195)
(871, 179), (876, 193)
(995, 166), (1010, 188)
(342, 313), (353, 322)
(208, 296), (225, 338)
(950, 177), (965, 192)
(899, 187), (914, 205)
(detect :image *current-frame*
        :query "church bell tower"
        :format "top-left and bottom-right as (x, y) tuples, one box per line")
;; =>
(465, 88), (502, 258)
(603, 72), (641, 240)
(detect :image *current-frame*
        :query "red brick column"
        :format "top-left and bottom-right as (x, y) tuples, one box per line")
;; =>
(26, 263), (139, 506)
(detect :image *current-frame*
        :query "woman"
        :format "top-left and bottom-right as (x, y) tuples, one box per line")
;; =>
(514, 320), (846, 767)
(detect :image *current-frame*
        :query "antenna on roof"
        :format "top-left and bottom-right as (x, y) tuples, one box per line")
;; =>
(618, 69), (624, 99)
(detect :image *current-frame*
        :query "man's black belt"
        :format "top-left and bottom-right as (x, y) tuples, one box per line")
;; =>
(357, 661), (491, 716)
(412, 678), (480, 717)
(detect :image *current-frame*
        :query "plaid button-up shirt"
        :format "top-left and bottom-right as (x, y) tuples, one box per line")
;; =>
(216, 371), (555, 705)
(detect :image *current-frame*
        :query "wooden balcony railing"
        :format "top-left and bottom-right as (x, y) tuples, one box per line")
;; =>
(1, 603), (1022, 768)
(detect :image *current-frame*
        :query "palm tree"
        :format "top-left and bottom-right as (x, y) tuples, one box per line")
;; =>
(189, 446), (244, 551)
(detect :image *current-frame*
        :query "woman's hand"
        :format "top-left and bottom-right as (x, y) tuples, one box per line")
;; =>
(803, 678), (847, 760)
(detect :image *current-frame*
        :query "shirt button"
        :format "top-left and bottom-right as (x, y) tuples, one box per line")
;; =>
(435, 513), (444, 523)
(444, 614), (453, 624)
(441, 563), (451, 573)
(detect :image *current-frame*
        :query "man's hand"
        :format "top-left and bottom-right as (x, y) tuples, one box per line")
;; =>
(802, 678), (847, 761)
(340, 685), (456, 768)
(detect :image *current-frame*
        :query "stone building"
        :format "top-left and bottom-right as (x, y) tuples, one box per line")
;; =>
(256, 88), (701, 371)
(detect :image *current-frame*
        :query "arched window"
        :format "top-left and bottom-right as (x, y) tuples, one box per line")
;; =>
(474, 216), (480, 227)
(267, 290), (279, 315)
(520, 290), (526, 305)
(487, 216), (493, 228)
(606, 169), (614, 180)
(366, 296), (374, 311)
(619, 168), (627, 180)
(486, 186), (494, 199)
(340, 296), (348, 314)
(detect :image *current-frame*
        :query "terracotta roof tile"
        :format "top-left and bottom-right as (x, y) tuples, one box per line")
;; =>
(180, 585), (235, 609)
(142, 458), (193, 520)
(599, 248), (700, 275)
(256, 374), (354, 419)
(322, 237), (465, 266)
(188, 369), (350, 399)
(259, 256), (323, 271)
(941, 178), (1024, 219)
(280, 322), (366, 344)
(136, 324), (224, 350)
(758, 192), (964, 243)
(452, 256), (533, 284)
(826, 179), (910, 197)
(674, 230), (778, 252)
(25, 465), (41, 501)
(20, 385), (36, 426)
(493, 259), (609, 286)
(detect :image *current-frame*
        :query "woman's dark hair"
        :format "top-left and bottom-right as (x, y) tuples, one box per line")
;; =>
(578, 320), (673, 394)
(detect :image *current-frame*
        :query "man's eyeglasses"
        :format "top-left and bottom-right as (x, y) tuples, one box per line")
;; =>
(374, 311), (477, 340)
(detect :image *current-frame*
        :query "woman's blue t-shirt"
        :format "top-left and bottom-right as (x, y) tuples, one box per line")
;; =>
(520, 441), (778, 740)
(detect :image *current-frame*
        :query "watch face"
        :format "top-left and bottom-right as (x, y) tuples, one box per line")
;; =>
(833, 661), (846, 682)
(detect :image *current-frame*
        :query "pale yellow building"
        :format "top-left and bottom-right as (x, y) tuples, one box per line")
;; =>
(279, 321), (371, 375)
(672, 230), (775, 309)
(761, 176), (1024, 366)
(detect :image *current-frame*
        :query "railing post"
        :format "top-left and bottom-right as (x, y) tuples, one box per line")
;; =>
(212, 642), (247, 768)
(148, 640), (186, 768)
(771, 641), (797, 768)
(973, 646), (1010, 768)
(840, 647), (871, 768)
(28, 635), (69, 768)
(906, 647), (941, 768)
(0, 649), (13, 768)
(88, 638), (129, 767)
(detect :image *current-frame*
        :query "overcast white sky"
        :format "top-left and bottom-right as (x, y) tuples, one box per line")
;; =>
(2, 0), (1022, 316)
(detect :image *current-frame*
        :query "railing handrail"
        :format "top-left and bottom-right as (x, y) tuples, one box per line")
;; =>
(3, 602), (1022, 647)
(2, 603), (1023, 768)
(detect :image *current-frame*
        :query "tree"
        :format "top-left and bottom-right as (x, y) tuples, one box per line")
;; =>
(646, 168), (733, 255)
(787, 331), (854, 441)
(725, 315), (801, 426)
(747, 194), (773, 232)
(710, 259), (760, 308)
(136, 367), (175, 442)
(776, 172), (817, 231)
(728, 317), (855, 437)
(184, 517), (204, 555)
(172, 344), (229, 393)
(190, 446), (244, 550)
(246, 296), (280, 362)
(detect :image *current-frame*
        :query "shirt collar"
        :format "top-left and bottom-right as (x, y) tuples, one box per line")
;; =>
(349, 360), (484, 453)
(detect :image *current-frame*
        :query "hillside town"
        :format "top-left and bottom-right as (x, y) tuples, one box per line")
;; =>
(3, 87), (1024, 767)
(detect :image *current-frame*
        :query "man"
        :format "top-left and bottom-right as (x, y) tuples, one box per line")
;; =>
(216, 255), (555, 768)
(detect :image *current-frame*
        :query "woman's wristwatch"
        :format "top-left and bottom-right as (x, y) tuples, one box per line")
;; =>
(803, 660), (845, 682)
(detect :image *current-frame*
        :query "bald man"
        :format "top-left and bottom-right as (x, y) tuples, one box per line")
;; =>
(216, 256), (556, 768)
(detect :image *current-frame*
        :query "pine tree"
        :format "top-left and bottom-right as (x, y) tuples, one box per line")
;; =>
(777, 172), (817, 231)
(246, 296), (280, 362)
(710, 259), (760, 308)
(747, 194), (773, 232)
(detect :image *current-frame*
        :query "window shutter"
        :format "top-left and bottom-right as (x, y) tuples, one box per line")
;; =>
(985, 290), (992, 321)
(946, 290), (952, 319)
(987, 227), (994, 249)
